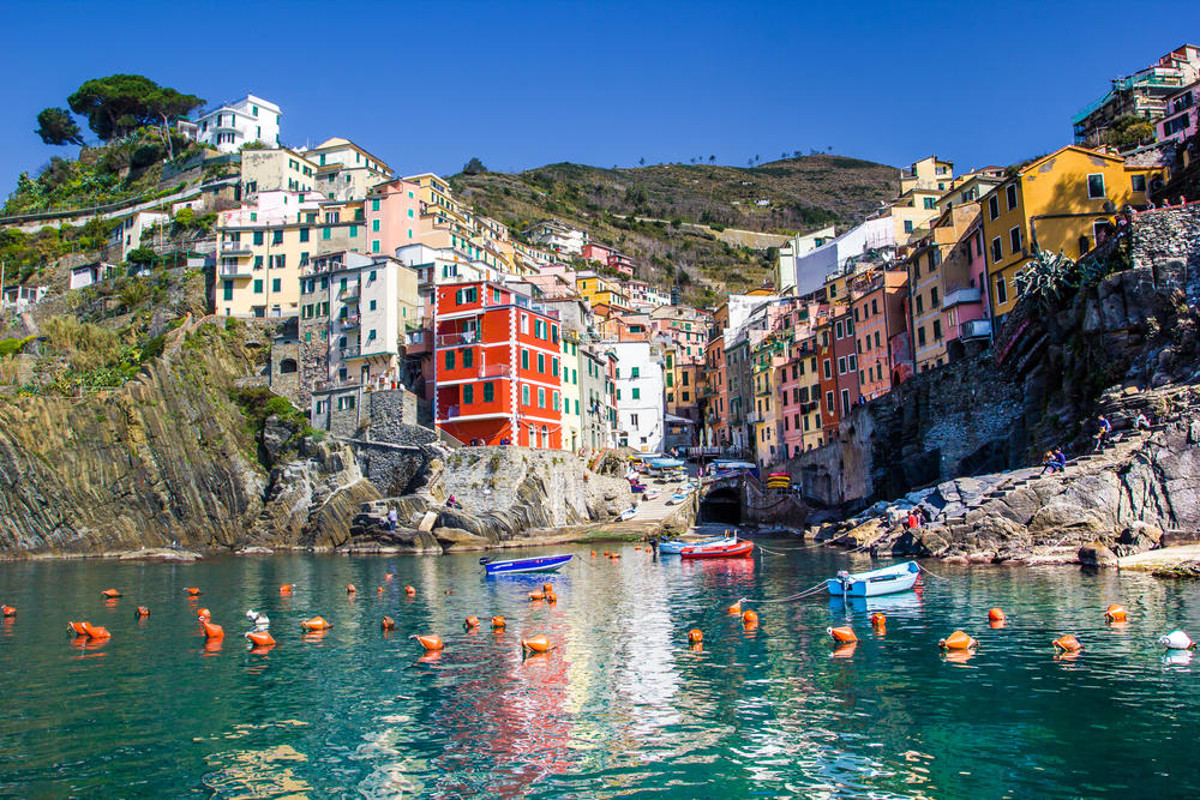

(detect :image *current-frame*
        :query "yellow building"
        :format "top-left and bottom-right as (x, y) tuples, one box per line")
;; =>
(981, 145), (1161, 319)
(576, 271), (631, 310)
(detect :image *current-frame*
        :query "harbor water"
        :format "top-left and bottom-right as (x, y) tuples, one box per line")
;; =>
(2, 540), (1199, 798)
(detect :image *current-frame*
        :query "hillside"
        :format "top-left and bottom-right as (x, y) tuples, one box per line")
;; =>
(452, 154), (897, 302)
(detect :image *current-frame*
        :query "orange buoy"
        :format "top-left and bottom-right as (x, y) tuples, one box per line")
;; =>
(185, 587), (202, 596)
(385, 573), (394, 583)
(988, 607), (1006, 622)
(81, 621), (110, 639)
(280, 584), (295, 595)
(546, 592), (558, 604)
(405, 585), (416, 596)
(727, 601), (742, 615)
(1053, 634), (1084, 652)
(444, 589), (452, 595)
(101, 589), (121, 598)
(245, 630), (275, 647)
(464, 616), (480, 629)
(1104, 604), (1128, 623)
(346, 584), (357, 594)
(870, 613), (886, 629)
(528, 591), (545, 602)
(68, 621), (88, 636)
(827, 626), (858, 644)
(135, 606), (149, 618)
(688, 628), (703, 644)
(377, 586), (384, 595)
(300, 616), (332, 631)
(938, 630), (978, 650)
(742, 610), (759, 627)
(202, 620), (225, 639)
(1, 605), (15, 617)
(197, 608), (211, 621)
(491, 616), (506, 629)
(412, 634), (444, 651)
(542, 582), (553, 594)
(381, 616), (396, 631)
(521, 634), (553, 653)
(590, 550), (597, 557)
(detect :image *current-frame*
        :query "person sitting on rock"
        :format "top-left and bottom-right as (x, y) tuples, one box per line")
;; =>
(1040, 450), (1059, 475)
(1054, 449), (1067, 470)
(1093, 415), (1112, 451)
(907, 512), (920, 530)
(1135, 412), (1151, 431)
(446, 495), (462, 510)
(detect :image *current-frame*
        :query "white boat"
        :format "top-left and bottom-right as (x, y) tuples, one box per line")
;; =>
(643, 489), (661, 500)
(825, 561), (920, 597)
(666, 492), (689, 505)
(618, 506), (639, 521)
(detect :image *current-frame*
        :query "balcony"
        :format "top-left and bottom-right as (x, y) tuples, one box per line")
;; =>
(961, 319), (992, 341)
(437, 331), (480, 348)
(339, 285), (360, 301)
(338, 315), (361, 330)
(479, 363), (511, 378)
(220, 241), (252, 255)
(339, 346), (361, 359)
(942, 286), (982, 309)
(218, 263), (252, 278)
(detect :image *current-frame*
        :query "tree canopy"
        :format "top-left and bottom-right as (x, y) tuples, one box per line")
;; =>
(462, 157), (487, 175)
(35, 107), (84, 146)
(66, 74), (204, 141)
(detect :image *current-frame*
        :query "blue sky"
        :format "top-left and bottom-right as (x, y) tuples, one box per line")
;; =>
(2, 0), (1198, 192)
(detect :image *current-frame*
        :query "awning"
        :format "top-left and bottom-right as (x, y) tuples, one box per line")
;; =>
(664, 413), (696, 425)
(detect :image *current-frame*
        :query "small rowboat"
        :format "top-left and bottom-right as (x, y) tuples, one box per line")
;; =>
(680, 539), (755, 558)
(659, 536), (722, 555)
(481, 554), (573, 576)
(826, 561), (920, 597)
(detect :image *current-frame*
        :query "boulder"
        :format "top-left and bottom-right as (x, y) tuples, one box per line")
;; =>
(1115, 521), (1163, 556)
(433, 526), (492, 551)
(1078, 542), (1118, 567)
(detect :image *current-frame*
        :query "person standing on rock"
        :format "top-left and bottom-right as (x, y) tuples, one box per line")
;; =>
(387, 508), (398, 531)
(1093, 415), (1112, 451)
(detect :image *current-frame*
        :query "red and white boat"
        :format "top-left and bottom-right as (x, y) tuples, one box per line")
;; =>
(680, 538), (755, 558)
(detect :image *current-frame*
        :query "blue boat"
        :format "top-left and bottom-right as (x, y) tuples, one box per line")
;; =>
(825, 561), (920, 597)
(480, 554), (573, 575)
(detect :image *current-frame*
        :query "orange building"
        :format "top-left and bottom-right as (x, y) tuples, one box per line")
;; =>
(433, 281), (563, 448)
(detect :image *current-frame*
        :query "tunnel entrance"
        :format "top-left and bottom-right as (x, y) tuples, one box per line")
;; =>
(699, 487), (742, 525)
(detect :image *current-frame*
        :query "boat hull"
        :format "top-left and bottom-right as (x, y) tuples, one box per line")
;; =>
(680, 540), (755, 558)
(659, 537), (720, 555)
(826, 561), (920, 597)
(482, 555), (573, 575)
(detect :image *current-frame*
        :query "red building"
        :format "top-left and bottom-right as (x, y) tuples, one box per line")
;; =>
(434, 281), (563, 449)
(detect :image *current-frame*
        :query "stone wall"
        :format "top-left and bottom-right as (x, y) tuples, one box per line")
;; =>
(1130, 205), (1200, 305)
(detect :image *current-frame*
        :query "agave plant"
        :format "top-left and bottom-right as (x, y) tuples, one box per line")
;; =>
(1014, 249), (1077, 310)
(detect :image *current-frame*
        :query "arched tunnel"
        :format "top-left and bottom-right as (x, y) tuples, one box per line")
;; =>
(699, 486), (742, 525)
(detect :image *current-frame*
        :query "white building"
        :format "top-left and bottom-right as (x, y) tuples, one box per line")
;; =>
(396, 242), (501, 324)
(788, 217), (895, 298)
(610, 340), (665, 453)
(776, 225), (836, 294)
(297, 138), (391, 202)
(194, 95), (281, 153)
(524, 220), (588, 256)
(108, 211), (169, 262)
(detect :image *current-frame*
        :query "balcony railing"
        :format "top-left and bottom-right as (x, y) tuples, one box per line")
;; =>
(220, 241), (251, 254)
(219, 264), (251, 277)
(338, 315), (360, 330)
(961, 318), (992, 341)
(942, 287), (982, 308)
(437, 331), (479, 347)
(339, 346), (361, 359)
(479, 364), (510, 378)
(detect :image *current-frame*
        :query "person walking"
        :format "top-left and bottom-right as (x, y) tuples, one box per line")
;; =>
(1093, 415), (1112, 452)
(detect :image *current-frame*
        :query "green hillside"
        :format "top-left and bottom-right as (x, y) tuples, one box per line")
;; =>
(452, 154), (897, 301)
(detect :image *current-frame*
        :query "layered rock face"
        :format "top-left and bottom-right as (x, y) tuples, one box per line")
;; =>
(0, 322), (270, 554)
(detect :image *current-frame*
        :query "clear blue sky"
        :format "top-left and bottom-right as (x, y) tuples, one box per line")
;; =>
(2, 0), (1197, 192)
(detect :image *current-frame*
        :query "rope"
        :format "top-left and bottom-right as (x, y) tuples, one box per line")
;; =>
(916, 562), (950, 580)
(740, 580), (828, 605)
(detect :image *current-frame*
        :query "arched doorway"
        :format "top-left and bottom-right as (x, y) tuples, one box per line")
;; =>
(279, 358), (297, 374)
(699, 487), (742, 525)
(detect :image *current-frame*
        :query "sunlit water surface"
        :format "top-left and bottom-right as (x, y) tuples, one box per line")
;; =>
(2, 541), (1199, 798)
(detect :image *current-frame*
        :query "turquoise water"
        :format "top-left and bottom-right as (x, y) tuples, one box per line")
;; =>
(2, 542), (1199, 798)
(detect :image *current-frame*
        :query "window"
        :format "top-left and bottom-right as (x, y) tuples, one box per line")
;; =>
(837, 356), (846, 374)
(1006, 184), (1018, 211)
(930, 287), (939, 308)
(932, 319), (942, 340)
(445, 350), (455, 369)
(1009, 226), (1022, 255)
(823, 359), (832, 379)
(322, 227), (331, 240)
(483, 382), (494, 402)
(847, 355), (856, 371)
(463, 349), (473, 368)
(923, 197), (936, 209)
(537, 387), (545, 408)
(875, 331), (881, 348)
(991, 237), (1003, 263)
(1087, 173), (1105, 199)
(463, 384), (474, 404)
(537, 353), (545, 373)
(841, 389), (850, 416)
(272, 278), (281, 293)
(520, 315), (529, 334)
(835, 321), (844, 338)
(917, 326), (926, 346)
(371, 220), (380, 232)
(371, 199), (380, 212)
(522, 385), (530, 405)
(988, 194), (1000, 220)
(915, 295), (924, 314)
(904, 220), (914, 234)
(253, 279), (263, 294)
(299, 227), (310, 242)
(872, 298), (878, 315)
(632, 387), (640, 399)
(825, 390), (834, 413)
(1131, 174), (1147, 192)
(521, 349), (529, 370)
(996, 275), (1008, 305)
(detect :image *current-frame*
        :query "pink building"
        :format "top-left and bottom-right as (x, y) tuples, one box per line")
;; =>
(581, 243), (613, 264)
(365, 179), (422, 257)
(940, 212), (992, 344)
(1158, 80), (1199, 143)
